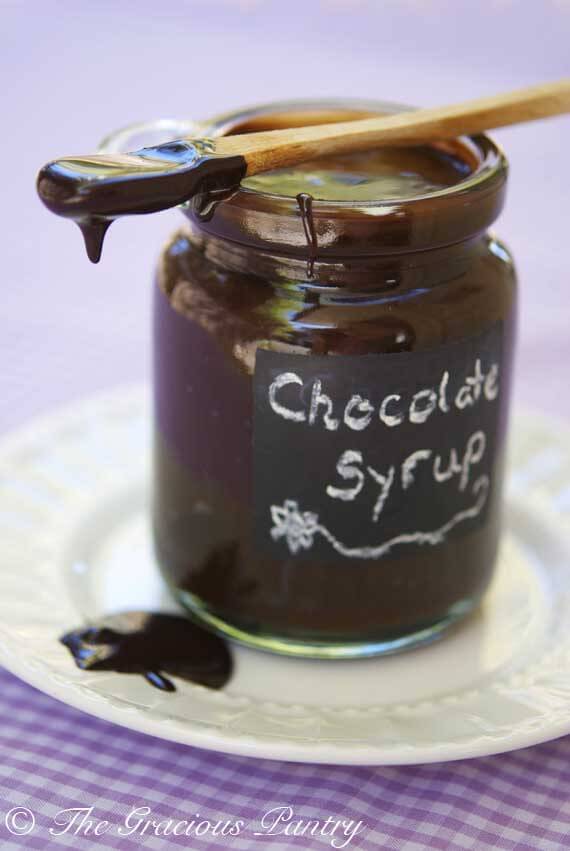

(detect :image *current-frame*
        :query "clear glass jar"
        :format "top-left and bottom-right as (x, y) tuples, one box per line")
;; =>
(104, 99), (517, 658)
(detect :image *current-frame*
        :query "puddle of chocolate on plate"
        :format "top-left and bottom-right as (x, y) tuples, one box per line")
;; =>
(60, 611), (232, 692)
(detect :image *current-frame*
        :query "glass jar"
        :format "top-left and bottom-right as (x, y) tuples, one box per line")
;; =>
(105, 99), (517, 658)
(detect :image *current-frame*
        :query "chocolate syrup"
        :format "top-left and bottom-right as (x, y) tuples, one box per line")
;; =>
(60, 611), (232, 691)
(36, 140), (247, 262)
(296, 192), (317, 279)
(245, 146), (468, 201)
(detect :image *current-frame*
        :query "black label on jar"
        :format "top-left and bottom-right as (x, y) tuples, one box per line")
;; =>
(253, 323), (503, 562)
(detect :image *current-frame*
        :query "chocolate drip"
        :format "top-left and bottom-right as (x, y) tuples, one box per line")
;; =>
(37, 140), (247, 263)
(78, 217), (112, 264)
(296, 192), (318, 279)
(60, 611), (232, 691)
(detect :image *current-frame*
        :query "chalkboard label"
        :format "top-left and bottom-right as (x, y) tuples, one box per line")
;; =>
(253, 324), (503, 562)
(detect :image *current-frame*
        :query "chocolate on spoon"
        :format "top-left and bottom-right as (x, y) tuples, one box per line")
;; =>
(36, 140), (247, 262)
(37, 80), (570, 262)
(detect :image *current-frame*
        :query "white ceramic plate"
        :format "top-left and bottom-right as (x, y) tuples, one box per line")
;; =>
(1, 386), (570, 765)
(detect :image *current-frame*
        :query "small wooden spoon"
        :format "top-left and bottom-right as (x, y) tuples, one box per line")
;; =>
(37, 80), (570, 262)
(213, 79), (570, 174)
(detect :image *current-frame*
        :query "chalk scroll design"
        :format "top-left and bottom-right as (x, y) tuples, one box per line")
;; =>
(270, 475), (490, 559)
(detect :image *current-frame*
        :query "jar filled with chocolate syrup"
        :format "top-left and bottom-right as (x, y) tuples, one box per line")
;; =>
(105, 99), (516, 657)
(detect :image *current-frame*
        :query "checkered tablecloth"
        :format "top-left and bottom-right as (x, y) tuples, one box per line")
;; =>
(0, 667), (568, 850)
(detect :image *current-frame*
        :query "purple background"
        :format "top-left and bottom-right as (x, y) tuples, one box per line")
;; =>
(1, 2), (570, 848)
(3, 0), (570, 430)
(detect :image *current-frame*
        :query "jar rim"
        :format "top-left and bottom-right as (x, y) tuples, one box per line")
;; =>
(99, 98), (508, 256)
(199, 98), (508, 256)
(201, 98), (506, 212)
(98, 98), (506, 211)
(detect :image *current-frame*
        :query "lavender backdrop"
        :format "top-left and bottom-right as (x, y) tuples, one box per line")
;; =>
(1, 2), (570, 849)
(3, 0), (570, 429)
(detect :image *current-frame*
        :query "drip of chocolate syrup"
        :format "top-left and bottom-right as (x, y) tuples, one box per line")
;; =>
(36, 140), (247, 263)
(296, 192), (318, 279)
(78, 219), (112, 264)
(60, 611), (232, 692)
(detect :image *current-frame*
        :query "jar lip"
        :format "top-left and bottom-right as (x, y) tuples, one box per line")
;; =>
(98, 99), (507, 212)
(98, 99), (508, 256)
(201, 98), (507, 213)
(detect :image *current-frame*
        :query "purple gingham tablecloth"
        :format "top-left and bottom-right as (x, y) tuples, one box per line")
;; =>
(4, 0), (570, 848)
(0, 669), (569, 850)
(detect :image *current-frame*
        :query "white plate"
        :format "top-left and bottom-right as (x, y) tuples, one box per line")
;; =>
(1, 386), (570, 765)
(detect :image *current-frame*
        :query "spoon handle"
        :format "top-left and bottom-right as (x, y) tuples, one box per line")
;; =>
(214, 80), (570, 175)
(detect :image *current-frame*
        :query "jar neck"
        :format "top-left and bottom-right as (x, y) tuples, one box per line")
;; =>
(183, 222), (490, 294)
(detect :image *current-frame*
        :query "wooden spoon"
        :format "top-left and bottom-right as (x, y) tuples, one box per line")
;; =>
(37, 80), (570, 262)
(213, 79), (570, 173)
